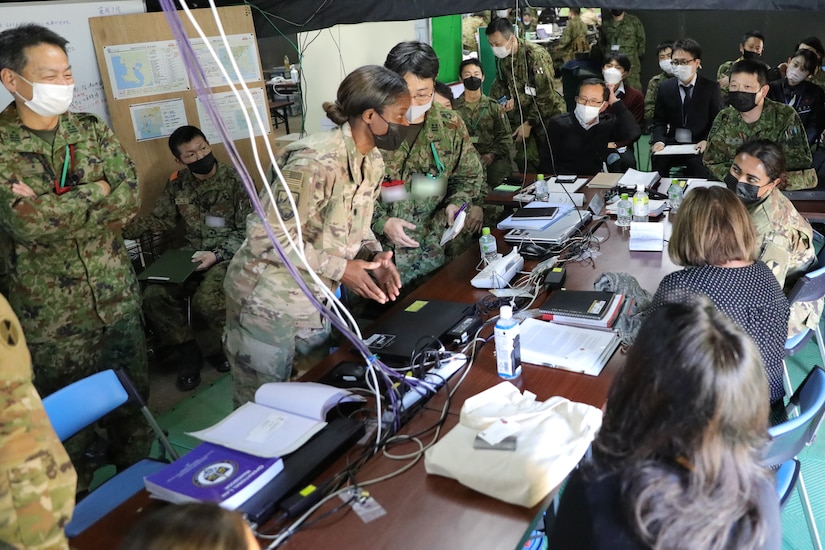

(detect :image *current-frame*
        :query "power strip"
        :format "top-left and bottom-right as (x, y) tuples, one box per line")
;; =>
(382, 354), (467, 422)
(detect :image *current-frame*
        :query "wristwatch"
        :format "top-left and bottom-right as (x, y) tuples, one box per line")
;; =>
(212, 250), (224, 263)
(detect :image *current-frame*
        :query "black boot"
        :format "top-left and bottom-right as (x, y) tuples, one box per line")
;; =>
(176, 340), (203, 391)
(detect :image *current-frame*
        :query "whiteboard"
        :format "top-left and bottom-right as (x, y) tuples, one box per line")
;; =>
(0, 0), (145, 125)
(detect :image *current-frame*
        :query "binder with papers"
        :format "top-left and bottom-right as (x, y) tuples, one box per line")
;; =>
(519, 318), (621, 376)
(497, 202), (574, 230)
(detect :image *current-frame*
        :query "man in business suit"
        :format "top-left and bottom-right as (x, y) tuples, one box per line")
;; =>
(650, 38), (723, 178)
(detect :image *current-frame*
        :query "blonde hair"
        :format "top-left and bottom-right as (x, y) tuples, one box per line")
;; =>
(668, 186), (756, 267)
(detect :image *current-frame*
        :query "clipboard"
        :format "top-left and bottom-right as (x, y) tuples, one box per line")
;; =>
(138, 249), (200, 284)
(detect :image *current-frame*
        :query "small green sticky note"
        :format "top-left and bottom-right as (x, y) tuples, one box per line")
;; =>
(494, 184), (520, 192)
(405, 300), (428, 312)
(299, 485), (316, 496)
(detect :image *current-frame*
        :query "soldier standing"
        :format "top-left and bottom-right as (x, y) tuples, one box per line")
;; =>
(0, 24), (149, 492)
(704, 60), (815, 190)
(556, 8), (590, 64)
(599, 9), (646, 89)
(123, 126), (251, 391)
(375, 42), (485, 289)
(224, 65), (407, 406)
(487, 18), (565, 174)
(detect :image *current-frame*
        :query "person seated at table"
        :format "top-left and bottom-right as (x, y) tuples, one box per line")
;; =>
(767, 48), (825, 147)
(547, 78), (641, 175)
(550, 298), (781, 550)
(375, 41), (484, 290)
(726, 139), (819, 339)
(643, 40), (674, 130)
(602, 52), (644, 169)
(650, 38), (723, 179)
(650, 185), (789, 406)
(703, 59), (815, 190)
(433, 80), (454, 109)
(118, 502), (260, 550)
(224, 65), (408, 406)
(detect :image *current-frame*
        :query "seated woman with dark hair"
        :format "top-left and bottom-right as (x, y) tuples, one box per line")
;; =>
(550, 298), (782, 550)
(650, 185), (789, 405)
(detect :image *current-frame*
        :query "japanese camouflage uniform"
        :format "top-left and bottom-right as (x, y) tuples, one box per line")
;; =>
(600, 12), (646, 89)
(489, 38), (566, 173)
(556, 16), (589, 63)
(810, 70), (825, 94)
(716, 58), (738, 99)
(0, 104), (150, 491)
(0, 294), (76, 550)
(373, 102), (484, 288)
(453, 93), (515, 193)
(749, 189), (820, 338)
(462, 15), (486, 54)
(224, 123), (384, 406)
(703, 99), (815, 190)
(123, 162), (251, 356)
(644, 72), (671, 129)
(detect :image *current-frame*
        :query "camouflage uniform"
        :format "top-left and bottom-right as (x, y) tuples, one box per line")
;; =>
(810, 70), (825, 94)
(0, 294), (76, 550)
(517, 10), (538, 38)
(749, 189), (820, 338)
(453, 94), (514, 190)
(703, 99), (815, 190)
(644, 72), (671, 129)
(462, 15), (486, 54)
(224, 123), (384, 406)
(600, 12), (646, 89)
(373, 102), (484, 287)
(123, 162), (251, 355)
(716, 58), (738, 99)
(556, 16), (589, 63)
(489, 38), (566, 173)
(0, 103), (149, 491)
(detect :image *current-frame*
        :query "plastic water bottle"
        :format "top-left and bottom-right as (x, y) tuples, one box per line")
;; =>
(633, 184), (649, 222)
(668, 178), (683, 213)
(290, 65), (299, 83)
(534, 173), (549, 202)
(616, 193), (632, 227)
(479, 227), (498, 264)
(495, 306), (522, 380)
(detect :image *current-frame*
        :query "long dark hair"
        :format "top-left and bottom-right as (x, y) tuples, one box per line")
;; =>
(592, 298), (771, 549)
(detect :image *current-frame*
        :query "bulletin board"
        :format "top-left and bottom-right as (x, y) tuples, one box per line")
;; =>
(89, 6), (274, 215)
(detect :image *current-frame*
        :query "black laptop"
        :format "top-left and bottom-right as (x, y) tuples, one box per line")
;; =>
(363, 300), (474, 366)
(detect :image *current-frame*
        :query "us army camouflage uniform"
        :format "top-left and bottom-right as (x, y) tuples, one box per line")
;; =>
(749, 189), (820, 338)
(0, 294), (76, 550)
(123, 162), (251, 355)
(373, 102), (484, 288)
(600, 12), (646, 89)
(703, 99), (815, 190)
(224, 123), (384, 406)
(556, 16), (589, 63)
(0, 104), (149, 491)
(644, 72), (671, 129)
(490, 38), (566, 173)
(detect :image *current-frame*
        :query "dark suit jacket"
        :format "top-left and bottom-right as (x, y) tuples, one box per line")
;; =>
(651, 75), (723, 146)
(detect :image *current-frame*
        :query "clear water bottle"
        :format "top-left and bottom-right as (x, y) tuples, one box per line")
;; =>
(534, 173), (549, 202)
(668, 178), (683, 213)
(632, 184), (649, 222)
(479, 227), (498, 264)
(616, 193), (632, 227)
(290, 65), (299, 83)
(495, 305), (522, 380)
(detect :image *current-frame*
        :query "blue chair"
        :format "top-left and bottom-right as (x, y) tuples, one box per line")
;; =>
(42, 369), (178, 538)
(763, 366), (825, 550)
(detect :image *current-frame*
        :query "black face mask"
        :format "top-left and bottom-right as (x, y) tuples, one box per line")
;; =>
(728, 90), (759, 112)
(187, 152), (217, 175)
(371, 114), (405, 151)
(726, 173), (765, 206)
(462, 76), (482, 91)
(741, 50), (761, 60)
(611, 9), (624, 16)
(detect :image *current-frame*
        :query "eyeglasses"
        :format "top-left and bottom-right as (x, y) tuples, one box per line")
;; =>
(180, 143), (212, 162)
(575, 96), (604, 107)
(670, 58), (696, 66)
(411, 90), (435, 103)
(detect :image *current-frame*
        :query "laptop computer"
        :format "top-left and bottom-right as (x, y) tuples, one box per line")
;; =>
(504, 209), (592, 245)
(363, 300), (474, 366)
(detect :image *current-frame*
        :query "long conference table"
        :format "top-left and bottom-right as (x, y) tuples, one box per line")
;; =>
(71, 182), (679, 550)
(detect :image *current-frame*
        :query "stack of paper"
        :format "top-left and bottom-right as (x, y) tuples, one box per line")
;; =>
(629, 222), (664, 251)
(587, 172), (622, 189)
(653, 144), (699, 156)
(617, 168), (660, 189)
(497, 202), (574, 230)
(519, 318), (621, 376)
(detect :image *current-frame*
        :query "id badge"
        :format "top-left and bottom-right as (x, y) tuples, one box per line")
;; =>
(205, 214), (226, 228)
(674, 128), (693, 144)
(611, 44), (620, 51)
(410, 173), (447, 199)
(524, 85), (537, 97)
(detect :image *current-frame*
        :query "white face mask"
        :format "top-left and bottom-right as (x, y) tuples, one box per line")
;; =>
(14, 73), (74, 117)
(659, 59), (673, 75)
(406, 95), (434, 122)
(491, 42), (512, 59)
(574, 103), (602, 126)
(602, 67), (623, 85)
(786, 67), (807, 86)
(672, 64), (695, 83)
(495, 9), (509, 17)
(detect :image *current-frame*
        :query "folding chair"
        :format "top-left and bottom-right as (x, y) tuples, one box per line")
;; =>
(42, 369), (178, 538)
(763, 366), (825, 550)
